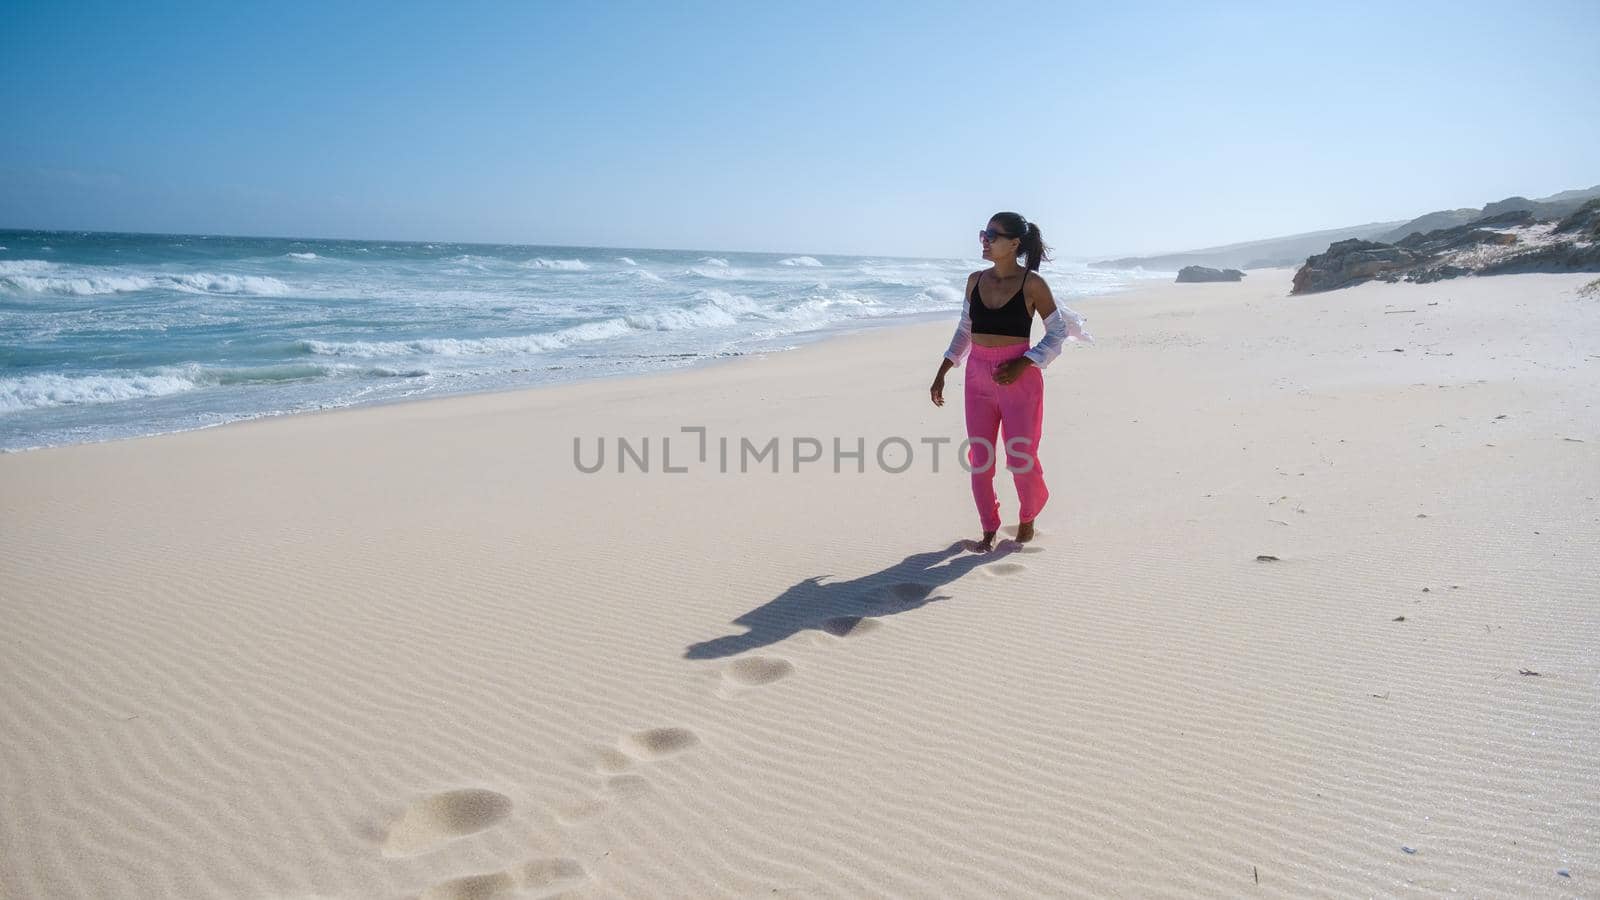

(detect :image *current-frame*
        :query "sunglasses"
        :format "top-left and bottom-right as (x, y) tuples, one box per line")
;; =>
(978, 227), (1017, 242)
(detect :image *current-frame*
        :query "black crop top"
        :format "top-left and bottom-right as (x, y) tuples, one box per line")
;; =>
(970, 271), (1032, 338)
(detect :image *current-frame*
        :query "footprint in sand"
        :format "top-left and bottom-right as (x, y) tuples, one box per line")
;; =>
(817, 615), (883, 638)
(604, 774), (653, 799)
(722, 655), (795, 687)
(556, 730), (696, 823)
(620, 726), (700, 760)
(421, 857), (588, 900)
(381, 789), (513, 858)
(591, 746), (634, 774)
(982, 562), (1027, 576)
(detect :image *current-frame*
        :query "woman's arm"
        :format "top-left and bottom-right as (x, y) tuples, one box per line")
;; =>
(942, 273), (978, 367)
(943, 302), (972, 367)
(1020, 275), (1091, 369)
(932, 273), (978, 406)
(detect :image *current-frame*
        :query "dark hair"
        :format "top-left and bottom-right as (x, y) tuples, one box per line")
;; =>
(991, 211), (1051, 272)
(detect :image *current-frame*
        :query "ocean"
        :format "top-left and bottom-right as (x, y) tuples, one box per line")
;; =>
(0, 230), (1147, 450)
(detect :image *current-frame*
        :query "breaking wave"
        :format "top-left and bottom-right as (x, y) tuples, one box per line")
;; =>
(0, 261), (292, 296)
(0, 363), (422, 414)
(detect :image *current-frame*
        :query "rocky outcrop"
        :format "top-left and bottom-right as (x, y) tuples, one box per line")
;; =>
(1554, 198), (1600, 241)
(1291, 240), (1419, 294)
(1292, 205), (1600, 294)
(1478, 241), (1600, 276)
(1176, 266), (1244, 283)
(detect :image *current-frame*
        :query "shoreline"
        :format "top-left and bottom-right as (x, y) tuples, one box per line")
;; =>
(2, 266), (1150, 456)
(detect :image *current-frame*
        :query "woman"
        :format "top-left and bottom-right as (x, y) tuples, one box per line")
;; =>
(930, 212), (1089, 551)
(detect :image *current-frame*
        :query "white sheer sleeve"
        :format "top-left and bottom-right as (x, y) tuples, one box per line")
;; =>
(943, 302), (972, 367)
(1022, 305), (1092, 369)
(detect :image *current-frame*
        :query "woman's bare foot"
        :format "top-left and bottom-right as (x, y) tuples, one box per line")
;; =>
(1016, 521), (1035, 543)
(974, 530), (997, 552)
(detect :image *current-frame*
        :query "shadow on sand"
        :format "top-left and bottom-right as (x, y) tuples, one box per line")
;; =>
(684, 539), (1025, 660)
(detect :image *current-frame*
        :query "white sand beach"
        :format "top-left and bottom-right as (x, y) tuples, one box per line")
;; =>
(2, 269), (1597, 898)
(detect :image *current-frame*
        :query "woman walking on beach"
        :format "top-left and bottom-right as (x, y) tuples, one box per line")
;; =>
(930, 212), (1088, 551)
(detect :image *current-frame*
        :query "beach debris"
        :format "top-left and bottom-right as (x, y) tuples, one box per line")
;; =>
(1392, 348), (1406, 352)
(1563, 437), (1585, 442)
(1421, 587), (1430, 593)
(1253, 866), (1259, 884)
(1393, 616), (1406, 622)
(1416, 513), (1429, 518)
(1402, 846), (1417, 855)
(1255, 554), (1280, 562)
(1558, 869), (1571, 877)
(1428, 301), (1439, 306)
(1371, 692), (1390, 699)
(1268, 519), (1290, 526)
(1519, 669), (1541, 676)
(1495, 414), (1507, 419)
(1384, 309), (1418, 314)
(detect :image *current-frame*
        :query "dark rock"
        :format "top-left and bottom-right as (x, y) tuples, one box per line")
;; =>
(1294, 216), (1600, 292)
(1291, 240), (1419, 294)
(1554, 198), (1600, 240)
(1479, 241), (1600, 276)
(1408, 265), (1473, 284)
(1176, 265), (1245, 283)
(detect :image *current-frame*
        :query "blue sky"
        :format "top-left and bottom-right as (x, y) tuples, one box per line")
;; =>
(3, 0), (1597, 258)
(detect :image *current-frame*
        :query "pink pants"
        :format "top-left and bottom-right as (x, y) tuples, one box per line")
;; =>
(964, 342), (1049, 533)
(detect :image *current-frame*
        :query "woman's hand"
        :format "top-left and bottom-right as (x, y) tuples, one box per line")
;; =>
(930, 372), (947, 407)
(993, 357), (1034, 385)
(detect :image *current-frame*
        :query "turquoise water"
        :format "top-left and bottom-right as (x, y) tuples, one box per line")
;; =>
(0, 230), (1141, 450)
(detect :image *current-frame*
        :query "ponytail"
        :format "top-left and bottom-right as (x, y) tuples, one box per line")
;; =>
(1019, 222), (1050, 272)
(991, 211), (1052, 271)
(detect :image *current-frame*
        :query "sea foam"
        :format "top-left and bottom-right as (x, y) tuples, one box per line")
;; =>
(1, 370), (202, 412)
(0, 261), (292, 296)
